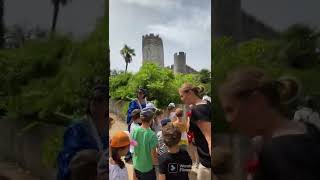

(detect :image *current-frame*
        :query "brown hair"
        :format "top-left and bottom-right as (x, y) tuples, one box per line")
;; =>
(132, 113), (140, 121)
(141, 116), (153, 123)
(155, 109), (164, 117)
(219, 67), (300, 114)
(111, 147), (127, 169)
(179, 83), (205, 98)
(162, 123), (181, 147)
(175, 108), (184, 117)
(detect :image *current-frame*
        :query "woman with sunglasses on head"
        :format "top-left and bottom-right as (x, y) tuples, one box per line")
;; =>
(178, 83), (212, 180)
(219, 67), (320, 180)
(126, 88), (148, 127)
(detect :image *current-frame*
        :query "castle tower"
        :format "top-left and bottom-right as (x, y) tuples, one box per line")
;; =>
(142, 33), (164, 67)
(213, 0), (242, 40)
(174, 52), (186, 74)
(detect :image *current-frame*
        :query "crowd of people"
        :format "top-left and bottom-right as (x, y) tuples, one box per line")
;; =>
(54, 66), (320, 180)
(110, 83), (212, 180)
(55, 82), (212, 180)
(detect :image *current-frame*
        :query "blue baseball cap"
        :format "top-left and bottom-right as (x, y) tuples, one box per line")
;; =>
(160, 118), (171, 127)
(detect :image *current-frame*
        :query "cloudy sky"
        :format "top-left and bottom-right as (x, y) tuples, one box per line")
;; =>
(110, 0), (211, 72)
(242, 0), (320, 31)
(4, 0), (104, 38)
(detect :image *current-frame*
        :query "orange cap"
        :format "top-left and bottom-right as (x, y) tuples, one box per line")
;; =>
(110, 131), (130, 148)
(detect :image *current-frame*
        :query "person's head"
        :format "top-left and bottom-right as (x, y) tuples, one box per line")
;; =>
(218, 67), (300, 137)
(87, 85), (107, 122)
(131, 109), (141, 123)
(168, 103), (176, 112)
(160, 118), (171, 128)
(162, 123), (181, 148)
(175, 108), (184, 118)
(69, 149), (99, 180)
(110, 131), (131, 169)
(146, 102), (157, 112)
(137, 88), (147, 100)
(155, 109), (164, 121)
(140, 108), (154, 125)
(179, 83), (205, 105)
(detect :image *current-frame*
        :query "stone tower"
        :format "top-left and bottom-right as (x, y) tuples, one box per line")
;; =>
(213, 0), (242, 40)
(142, 33), (164, 67)
(174, 52), (186, 74)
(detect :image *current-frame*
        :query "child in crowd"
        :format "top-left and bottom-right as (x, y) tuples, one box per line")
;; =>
(109, 131), (132, 180)
(152, 109), (165, 135)
(69, 149), (99, 180)
(172, 108), (189, 150)
(125, 109), (141, 163)
(157, 118), (171, 156)
(158, 123), (192, 180)
(132, 109), (158, 180)
(167, 103), (176, 120)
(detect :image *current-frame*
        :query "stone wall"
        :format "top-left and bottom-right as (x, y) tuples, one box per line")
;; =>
(0, 119), (65, 180)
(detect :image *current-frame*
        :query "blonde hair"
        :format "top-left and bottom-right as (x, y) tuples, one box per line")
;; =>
(175, 108), (184, 117)
(179, 83), (205, 98)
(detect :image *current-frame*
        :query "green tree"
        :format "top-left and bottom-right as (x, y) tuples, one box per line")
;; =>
(109, 62), (205, 107)
(279, 24), (320, 68)
(198, 69), (211, 84)
(50, 0), (69, 35)
(120, 44), (135, 73)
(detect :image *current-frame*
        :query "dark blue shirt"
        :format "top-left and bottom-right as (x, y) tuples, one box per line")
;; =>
(57, 118), (108, 180)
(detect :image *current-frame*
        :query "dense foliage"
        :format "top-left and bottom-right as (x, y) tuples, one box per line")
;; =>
(110, 63), (211, 108)
(213, 24), (320, 132)
(0, 14), (107, 124)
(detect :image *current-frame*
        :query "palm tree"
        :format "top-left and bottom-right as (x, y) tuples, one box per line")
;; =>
(120, 44), (135, 73)
(0, 0), (4, 48)
(50, 0), (69, 35)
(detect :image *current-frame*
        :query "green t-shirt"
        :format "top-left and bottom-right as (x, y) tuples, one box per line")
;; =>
(132, 127), (158, 172)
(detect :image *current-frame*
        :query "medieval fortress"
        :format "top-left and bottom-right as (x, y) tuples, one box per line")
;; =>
(142, 33), (197, 74)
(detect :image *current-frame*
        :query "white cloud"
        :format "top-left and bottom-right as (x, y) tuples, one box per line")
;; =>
(147, 9), (211, 49)
(120, 0), (182, 9)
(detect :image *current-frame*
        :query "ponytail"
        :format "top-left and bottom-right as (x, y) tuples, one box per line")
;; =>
(192, 86), (205, 98)
(180, 83), (206, 98)
(111, 148), (125, 169)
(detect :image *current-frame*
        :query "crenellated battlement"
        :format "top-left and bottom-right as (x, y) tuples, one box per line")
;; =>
(142, 33), (164, 67)
(142, 33), (161, 39)
(174, 52), (186, 57)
